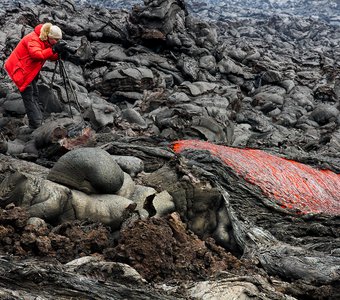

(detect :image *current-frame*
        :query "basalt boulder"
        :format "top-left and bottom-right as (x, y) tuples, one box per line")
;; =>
(47, 147), (124, 194)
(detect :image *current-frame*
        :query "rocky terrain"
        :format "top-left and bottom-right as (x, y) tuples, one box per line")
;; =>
(0, 0), (339, 299)
(2, 0), (340, 23)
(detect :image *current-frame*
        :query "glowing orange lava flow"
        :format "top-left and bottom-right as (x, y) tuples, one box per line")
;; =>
(173, 140), (340, 215)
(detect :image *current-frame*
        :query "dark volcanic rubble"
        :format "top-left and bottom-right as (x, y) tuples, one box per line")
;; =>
(0, 0), (339, 168)
(0, 0), (340, 299)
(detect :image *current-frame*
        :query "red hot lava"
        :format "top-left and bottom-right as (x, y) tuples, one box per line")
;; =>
(173, 140), (340, 215)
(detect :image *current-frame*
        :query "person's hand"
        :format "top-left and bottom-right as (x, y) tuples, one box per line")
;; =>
(52, 40), (67, 54)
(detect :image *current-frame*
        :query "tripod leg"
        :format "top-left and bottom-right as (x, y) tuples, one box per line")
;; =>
(59, 60), (84, 121)
(50, 61), (59, 89)
(59, 60), (74, 118)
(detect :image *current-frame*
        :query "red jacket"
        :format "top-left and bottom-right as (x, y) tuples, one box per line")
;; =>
(4, 24), (59, 92)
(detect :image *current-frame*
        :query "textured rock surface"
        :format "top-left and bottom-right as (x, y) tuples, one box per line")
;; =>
(47, 147), (125, 194)
(0, 0), (339, 299)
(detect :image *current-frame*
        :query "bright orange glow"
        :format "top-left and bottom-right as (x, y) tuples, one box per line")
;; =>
(173, 140), (340, 215)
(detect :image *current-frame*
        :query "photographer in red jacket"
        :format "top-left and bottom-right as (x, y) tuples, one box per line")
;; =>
(5, 23), (68, 129)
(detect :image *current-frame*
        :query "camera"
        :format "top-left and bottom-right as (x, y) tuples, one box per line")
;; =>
(54, 40), (77, 55)
(60, 40), (77, 55)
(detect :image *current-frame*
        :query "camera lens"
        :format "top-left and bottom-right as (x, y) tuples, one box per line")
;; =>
(65, 45), (77, 54)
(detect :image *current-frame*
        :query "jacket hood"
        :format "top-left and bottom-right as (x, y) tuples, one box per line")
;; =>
(34, 24), (43, 36)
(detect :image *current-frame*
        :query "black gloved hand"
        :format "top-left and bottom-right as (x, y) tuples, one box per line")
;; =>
(52, 40), (67, 54)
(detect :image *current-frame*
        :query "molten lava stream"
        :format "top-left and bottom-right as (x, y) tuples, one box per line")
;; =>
(173, 140), (340, 215)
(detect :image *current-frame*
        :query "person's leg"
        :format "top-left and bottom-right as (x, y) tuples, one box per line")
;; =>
(20, 79), (43, 129)
(32, 76), (44, 113)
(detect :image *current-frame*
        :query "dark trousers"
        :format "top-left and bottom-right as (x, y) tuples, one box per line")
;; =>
(20, 76), (43, 129)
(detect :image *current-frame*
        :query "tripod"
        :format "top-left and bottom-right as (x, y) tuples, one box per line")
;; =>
(51, 59), (83, 120)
